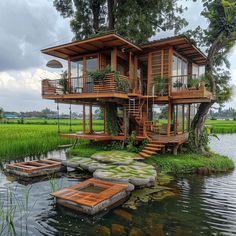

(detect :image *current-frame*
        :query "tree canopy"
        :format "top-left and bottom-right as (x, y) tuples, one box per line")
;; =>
(53, 0), (188, 43)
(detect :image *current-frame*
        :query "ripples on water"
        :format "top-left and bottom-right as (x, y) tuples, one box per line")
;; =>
(0, 135), (236, 235)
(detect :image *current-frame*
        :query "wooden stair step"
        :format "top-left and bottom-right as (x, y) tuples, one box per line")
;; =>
(146, 143), (165, 148)
(142, 149), (157, 155)
(145, 147), (161, 152)
(139, 152), (151, 158)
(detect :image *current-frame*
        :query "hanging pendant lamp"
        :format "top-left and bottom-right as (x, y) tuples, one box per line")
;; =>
(46, 60), (63, 69)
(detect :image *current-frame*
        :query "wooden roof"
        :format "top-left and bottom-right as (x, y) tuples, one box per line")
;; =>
(41, 33), (141, 59)
(141, 36), (206, 65)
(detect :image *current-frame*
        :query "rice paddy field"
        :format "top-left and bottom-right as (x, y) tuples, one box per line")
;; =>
(0, 119), (104, 161)
(206, 120), (236, 133)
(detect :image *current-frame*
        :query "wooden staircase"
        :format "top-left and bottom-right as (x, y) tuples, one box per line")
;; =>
(126, 98), (145, 136)
(139, 141), (165, 158)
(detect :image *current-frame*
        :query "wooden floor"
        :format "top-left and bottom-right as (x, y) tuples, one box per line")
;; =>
(148, 132), (188, 144)
(61, 133), (125, 141)
(51, 178), (128, 207)
(6, 159), (63, 174)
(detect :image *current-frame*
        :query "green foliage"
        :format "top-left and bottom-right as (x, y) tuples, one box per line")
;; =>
(69, 140), (123, 157)
(88, 65), (112, 82)
(188, 127), (218, 152)
(127, 131), (138, 152)
(187, 78), (200, 89)
(105, 103), (119, 135)
(173, 80), (183, 88)
(53, 0), (188, 43)
(151, 76), (168, 96)
(114, 71), (130, 93)
(145, 152), (234, 174)
(59, 71), (68, 94)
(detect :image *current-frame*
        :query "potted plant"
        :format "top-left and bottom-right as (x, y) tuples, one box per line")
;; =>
(59, 71), (68, 94)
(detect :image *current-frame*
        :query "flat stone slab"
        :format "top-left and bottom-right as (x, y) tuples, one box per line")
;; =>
(63, 151), (157, 187)
(51, 178), (133, 215)
(93, 162), (157, 187)
(91, 151), (139, 165)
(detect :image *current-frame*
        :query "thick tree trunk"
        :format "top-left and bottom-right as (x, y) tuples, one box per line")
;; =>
(107, 0), (115, 30)
(91, 1), (100, 33)
(190, 102), (214, 152)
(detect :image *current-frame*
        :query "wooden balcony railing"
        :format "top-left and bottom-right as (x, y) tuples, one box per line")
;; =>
(149, 75), (212, 99)
(42, 73), (130, 96)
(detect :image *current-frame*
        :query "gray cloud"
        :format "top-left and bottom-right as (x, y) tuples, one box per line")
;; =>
(0, 0), (73, 72)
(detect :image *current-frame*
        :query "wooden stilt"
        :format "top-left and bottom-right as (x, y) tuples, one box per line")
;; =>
(83, 105), (86, 134)
(167, 102), (172, 136)
(89, 104), (93, 133)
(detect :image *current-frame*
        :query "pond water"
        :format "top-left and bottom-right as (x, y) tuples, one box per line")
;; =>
(0, 134), (236, 236)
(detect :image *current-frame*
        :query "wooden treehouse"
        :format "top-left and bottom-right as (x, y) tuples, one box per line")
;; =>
(41, 33), (213, 157)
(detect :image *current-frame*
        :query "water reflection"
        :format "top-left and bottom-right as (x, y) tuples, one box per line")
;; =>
(0, 135), (236, 235)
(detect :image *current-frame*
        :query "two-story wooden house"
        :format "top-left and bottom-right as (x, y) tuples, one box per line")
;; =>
(41, 33), (213, 157)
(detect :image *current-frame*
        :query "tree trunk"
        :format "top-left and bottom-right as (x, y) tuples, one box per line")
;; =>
(91, 1), (100, 33)
(190, 102), (214, 152)
(107, 0), (115, 30)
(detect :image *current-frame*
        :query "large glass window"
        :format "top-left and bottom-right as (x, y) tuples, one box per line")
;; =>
(86, 56), (98, 93)
(71, 59), (83, 93)
(172, 55), (188, 91)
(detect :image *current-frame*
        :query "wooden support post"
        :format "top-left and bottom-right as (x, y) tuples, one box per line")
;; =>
(104, 105), (107, 134)
(182, 104), (185, 133)
(167, 102), (172, 136)
(68, 57), (71, 92)
(168, 47), (173, 95)
(89, 104), (93, 133)
(82, 105), (86, 134)
(129, 51), (133, 90)
(147, 52), (152, 95)
(112, 48), (117, 71)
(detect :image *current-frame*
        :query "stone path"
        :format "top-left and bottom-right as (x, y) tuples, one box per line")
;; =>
(63, 150), (157, 187)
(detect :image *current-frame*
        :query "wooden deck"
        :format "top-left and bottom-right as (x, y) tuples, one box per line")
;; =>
(51, 178), (130, 215)
(61, 133), (125, 141)
(5, 159), (65, 177)
(148, 132), (188, 144)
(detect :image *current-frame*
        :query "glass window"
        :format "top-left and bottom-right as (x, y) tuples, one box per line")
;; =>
(86, 57), (97, 72)
(71, 59), (83, 92)
(172, 56), (178, 76)
(177, 105), (183, 133)
(192, 64), (199, 77)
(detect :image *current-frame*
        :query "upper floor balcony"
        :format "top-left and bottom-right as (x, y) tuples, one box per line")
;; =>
(42, 72), (130, 100)
(148, 74), (213, 102)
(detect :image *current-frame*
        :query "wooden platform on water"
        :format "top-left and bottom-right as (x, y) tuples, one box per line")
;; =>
(61, 133), (125, 141)
(5, 159), (65, 178)
(51, 178), (131, 215)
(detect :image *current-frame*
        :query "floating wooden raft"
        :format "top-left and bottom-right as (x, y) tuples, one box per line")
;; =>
(51, 178), (133, 215)
(5, 159), (65, 178)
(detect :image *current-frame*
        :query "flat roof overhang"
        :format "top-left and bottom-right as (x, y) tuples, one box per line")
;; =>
(41, 33), (142, 60)
(141, 36), (207, 65)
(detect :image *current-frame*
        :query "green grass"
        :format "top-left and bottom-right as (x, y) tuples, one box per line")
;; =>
(145, 152), (235, 174)
(68, 141), (123, 157)
(206, 120), (236, 133)
(0, 120), (104, 161)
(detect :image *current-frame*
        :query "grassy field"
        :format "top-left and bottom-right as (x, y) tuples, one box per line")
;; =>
(206, 120), (236, 133)
(0, 120), (104, 161)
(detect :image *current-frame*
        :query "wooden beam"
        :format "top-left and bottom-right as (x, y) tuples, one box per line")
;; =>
(147, 52), (152, 95)
(168, 47), (173, 95)
(82, 105), (86, 133)
(167, 102), (172, 136)
(68, 57), (71, 92)
(89, 105), (93, 133)
(113, 47), (118, 70)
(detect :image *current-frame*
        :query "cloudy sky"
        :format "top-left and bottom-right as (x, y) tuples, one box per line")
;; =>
(0, 0), (236, 113)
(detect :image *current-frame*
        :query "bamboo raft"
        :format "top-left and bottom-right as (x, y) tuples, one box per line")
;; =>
(5, 159), (66, 178)
(51, 178), (133, 215)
